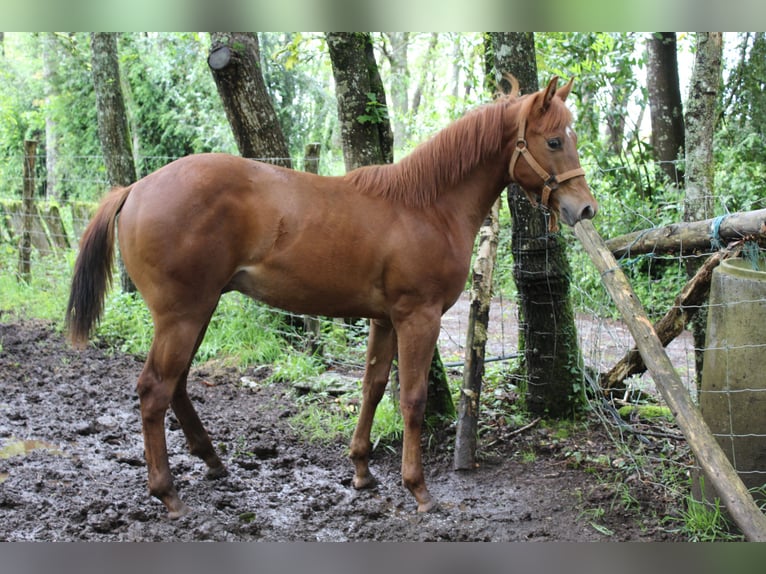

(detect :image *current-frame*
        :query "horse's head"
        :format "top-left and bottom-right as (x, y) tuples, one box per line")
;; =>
(508, 76), (598, 231)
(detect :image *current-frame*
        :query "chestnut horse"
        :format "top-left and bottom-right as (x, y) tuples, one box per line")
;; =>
(66, 77), (597, 518)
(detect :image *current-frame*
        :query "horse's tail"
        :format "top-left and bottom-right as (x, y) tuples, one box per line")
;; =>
(65, 185), (133, 348)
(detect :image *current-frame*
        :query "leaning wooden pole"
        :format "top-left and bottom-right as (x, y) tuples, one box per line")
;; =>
(574, 219), (766, 541)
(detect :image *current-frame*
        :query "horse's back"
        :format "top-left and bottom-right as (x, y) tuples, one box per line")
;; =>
(117, 155), (297, 300)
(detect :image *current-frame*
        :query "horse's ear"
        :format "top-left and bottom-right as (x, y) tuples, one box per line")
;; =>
(556, 77), (575, 102)
(541, 76), (560, 111)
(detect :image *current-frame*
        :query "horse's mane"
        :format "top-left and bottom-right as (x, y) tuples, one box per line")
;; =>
(344, 83), (573, 208)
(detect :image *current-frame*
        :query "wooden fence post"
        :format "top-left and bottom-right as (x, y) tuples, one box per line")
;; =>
(18, 140), (37, 283)
(574, 219), (766, 541)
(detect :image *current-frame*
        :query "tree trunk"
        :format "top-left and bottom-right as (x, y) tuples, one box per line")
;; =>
(302, 142), (322, 354)
(42, 33), (61, 201)
(208, 32), (292, 168)
(90, 32), (137, 293)
(327, 32), (450, 417)
(646, 32), (685, 185)
(381, 32), (410, 150)
(492, 32), (585, 417)
(326, 32), (394, 169)
(411, 33), (438, 116)
(684, 32), (723, 387)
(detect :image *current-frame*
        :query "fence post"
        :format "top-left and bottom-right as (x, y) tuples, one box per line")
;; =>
(454, 198), (501, 470)
(18, 140), (38, 283)
(302, 143), (322, 354)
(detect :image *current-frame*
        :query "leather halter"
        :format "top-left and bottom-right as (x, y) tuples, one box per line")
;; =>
(508, 110), (585, 212)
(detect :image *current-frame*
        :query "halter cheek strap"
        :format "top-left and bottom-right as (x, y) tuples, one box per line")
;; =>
(508, 114), (586, 212)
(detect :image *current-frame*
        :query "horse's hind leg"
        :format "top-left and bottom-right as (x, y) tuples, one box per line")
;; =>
(349, 319), (397, 490)
(137, 306), (219, 518)
(171, 314), (227, 480)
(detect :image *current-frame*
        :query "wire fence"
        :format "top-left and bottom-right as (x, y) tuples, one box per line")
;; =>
(2, 151), (766, 500)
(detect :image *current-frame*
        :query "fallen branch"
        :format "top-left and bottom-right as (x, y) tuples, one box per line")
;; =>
(600, 247), (740, 393)
(606, 208), (766, 257)
(506, 416), (542, 439)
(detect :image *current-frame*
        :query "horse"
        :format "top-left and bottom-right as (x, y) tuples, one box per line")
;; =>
(66, 76), (597, 519)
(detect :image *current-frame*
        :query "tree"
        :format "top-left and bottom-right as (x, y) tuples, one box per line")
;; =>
(326, 32), (452, 418)
(492, 32), (585, 417)
(42, 33), (61, 200)
(208, 32), (291, 168)
(646, 32), (685, 185)
(684, 32), (723, 385)
(326, 32), (393, 169)
(410, 33), (438, 118)
(90, 32), (137, 293)
(380, 32), (411, 150)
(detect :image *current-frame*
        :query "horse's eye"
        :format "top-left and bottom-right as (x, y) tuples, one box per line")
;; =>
(547, 138), (562, 150)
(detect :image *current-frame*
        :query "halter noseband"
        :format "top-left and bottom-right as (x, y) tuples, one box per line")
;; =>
(508, 111), (585, 212)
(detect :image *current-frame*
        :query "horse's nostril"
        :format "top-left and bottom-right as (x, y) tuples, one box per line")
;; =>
(580, 204), (596, 221)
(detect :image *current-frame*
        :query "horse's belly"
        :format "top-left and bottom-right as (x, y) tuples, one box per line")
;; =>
(227, 264), (388, 319)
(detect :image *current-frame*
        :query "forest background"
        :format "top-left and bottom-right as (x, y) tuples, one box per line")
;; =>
(2, 32), (764, 306)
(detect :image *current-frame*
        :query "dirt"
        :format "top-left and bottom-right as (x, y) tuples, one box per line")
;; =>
(0, 318), (688, 541)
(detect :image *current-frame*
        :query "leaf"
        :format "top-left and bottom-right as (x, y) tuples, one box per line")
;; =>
(590, 522), (615, 536)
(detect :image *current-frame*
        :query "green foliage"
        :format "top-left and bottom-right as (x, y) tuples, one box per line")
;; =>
(260, 33), (338, 162)
(675, 495), (742, 542)
(289, 388), (403, 447)
(0, 244), (72, 322)
(119, 33), (237, 176)
(356, 92), (389, 125)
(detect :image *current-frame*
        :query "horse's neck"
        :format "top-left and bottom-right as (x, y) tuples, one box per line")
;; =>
(435, 152), (509, 237)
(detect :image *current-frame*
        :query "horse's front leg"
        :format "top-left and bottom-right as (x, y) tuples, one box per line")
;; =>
(393, 307), (441, 513)
(350, 319), (397, 490)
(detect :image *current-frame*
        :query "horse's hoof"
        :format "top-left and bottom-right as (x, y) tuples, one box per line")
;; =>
(353, 474), (378, 490)
(167, 501), (192, 520)
(417, 498), (437, 513)
(206, 465), (229, 480)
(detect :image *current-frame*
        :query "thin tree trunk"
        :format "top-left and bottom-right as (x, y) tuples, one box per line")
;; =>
(411, 33), (438, 116)
(90, 32), (137, 293)
(646, 32), (686, 185)
(302, 142), (322, 354)
(684, 32), (723, 387)
(454, 200), (500, 469)
(18, 140), (37, 284)
(381, 32), (410, 150)
(42, 33), (60, 201)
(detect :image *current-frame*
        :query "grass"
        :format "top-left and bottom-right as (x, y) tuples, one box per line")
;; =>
(288, 388), (403, 448)
(675, 494), (743, 542)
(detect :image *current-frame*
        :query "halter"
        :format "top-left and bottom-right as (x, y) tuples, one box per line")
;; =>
(508, 109), (585, 212)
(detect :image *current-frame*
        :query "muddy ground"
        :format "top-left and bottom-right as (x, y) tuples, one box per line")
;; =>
(0, 319), (689, 541)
